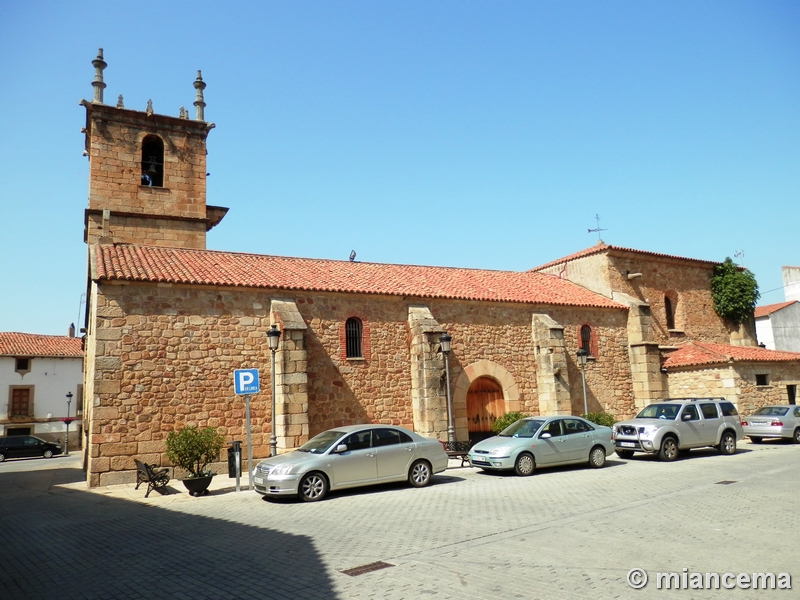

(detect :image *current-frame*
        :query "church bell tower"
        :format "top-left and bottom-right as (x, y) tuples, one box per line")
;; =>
(81, 48), (227, 249)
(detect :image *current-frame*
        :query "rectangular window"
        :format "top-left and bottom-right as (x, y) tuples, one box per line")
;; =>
(10, 388), (33, 417)
(788, 385), (796, 405)
(15, 358), (30, 373)
(700, 403), (719, 419)
(756, 374), (768, 386)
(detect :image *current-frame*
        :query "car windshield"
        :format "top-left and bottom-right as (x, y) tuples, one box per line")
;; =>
(637, 404), (679, 420)
(499, 419), (544, 438)
(752, 407), (789, 416)
(297, 430), (345, 454)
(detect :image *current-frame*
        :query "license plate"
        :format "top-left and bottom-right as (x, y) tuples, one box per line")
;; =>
(471, 457), (488, 464)
(254, 477), (263, 485)
(620, 442), (635, 448)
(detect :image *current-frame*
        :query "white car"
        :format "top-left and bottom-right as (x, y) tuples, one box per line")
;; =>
(741, 406), (800, 443)
(253, 425), (449, 502)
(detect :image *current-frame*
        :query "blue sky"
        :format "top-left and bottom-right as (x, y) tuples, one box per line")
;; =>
(1, 1), (798, 335)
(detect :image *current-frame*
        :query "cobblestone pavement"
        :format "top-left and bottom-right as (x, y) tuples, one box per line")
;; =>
(1, 441), (797, 599)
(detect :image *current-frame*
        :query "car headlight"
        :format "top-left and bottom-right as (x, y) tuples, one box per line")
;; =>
(638, 426), (657, 438)
(270, 464), (294, 476)
(489, 447), (510, 456)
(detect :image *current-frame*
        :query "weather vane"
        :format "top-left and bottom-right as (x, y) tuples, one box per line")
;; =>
(588, 214), (607, 243)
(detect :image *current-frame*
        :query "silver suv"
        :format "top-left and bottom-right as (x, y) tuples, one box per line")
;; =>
(612, 398), (743, 461)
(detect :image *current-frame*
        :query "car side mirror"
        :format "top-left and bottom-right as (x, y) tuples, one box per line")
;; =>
(540, 433), (552, 439)
(335, 444), (348, 453)
(682, 413), (692, 420)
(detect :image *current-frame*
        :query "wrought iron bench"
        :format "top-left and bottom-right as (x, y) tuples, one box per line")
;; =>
(442, 441), (474, 467)
(134, 459), (170, 498)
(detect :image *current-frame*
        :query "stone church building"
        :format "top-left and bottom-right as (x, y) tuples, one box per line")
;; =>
(78, 52), (800, 486)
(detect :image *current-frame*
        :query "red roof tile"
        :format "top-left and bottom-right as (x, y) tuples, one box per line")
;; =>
(663, 341), (800, 368)
(531, 242), (720, 272)
(754, 301), (797, 318)
(91, 244), (625, 309)
(0, 333), (83, 357)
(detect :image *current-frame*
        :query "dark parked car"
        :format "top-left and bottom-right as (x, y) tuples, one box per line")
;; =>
(0, 435), (62, 462)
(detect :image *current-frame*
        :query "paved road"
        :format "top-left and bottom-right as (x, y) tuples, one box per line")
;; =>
(1, 441), (797, 599)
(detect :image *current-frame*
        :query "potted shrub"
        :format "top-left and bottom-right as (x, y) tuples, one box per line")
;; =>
(165, 426), (225, 496)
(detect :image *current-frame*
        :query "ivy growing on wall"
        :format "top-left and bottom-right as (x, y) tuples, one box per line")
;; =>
(710, 257), (760, 325)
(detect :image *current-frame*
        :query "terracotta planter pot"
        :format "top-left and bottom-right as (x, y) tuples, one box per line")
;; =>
(181, 474), (214, 496)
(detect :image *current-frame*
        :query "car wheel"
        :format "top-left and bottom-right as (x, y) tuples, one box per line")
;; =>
(749, 436), (762, 444)
(616, 449), (634, 459)
(658, 437), (678, 462)
(0, 452), (5, 462)
(718, 431), (736, 455)
(298, 472), (328, 502)
(588, 446), (606, 468)
(793, 429), (800, 444)
(514, 452), (535, 476)
(43, 449), (54, 459)
(408, 460), (432, 487)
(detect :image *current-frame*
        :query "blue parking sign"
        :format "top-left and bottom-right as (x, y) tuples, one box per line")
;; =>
(234, 369), (259, 395)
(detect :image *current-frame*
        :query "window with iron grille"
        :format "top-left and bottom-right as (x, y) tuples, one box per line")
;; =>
(345, 317), (363, 358)
(580, 325), (592, 354)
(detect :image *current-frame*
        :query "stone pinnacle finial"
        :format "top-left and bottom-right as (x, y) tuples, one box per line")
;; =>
(116, 94), (124, 109)
(193, 70), (207, 121)
(146, 99), (153, 115)
(179, 106), (188, 119)
(91, 48), (108, 104)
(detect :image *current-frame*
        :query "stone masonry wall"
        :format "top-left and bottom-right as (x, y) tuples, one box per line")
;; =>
(85, 281), (635, 486)
(86, 213), (207, 249)
(666, 362), (800, 415)
(85, 105), (210, 248)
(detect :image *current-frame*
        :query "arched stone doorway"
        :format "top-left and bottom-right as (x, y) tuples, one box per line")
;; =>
(452, 359), (520, 444)
(466, 377), (505, 442)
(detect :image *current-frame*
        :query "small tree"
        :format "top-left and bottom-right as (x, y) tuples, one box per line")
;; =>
(165, 426), (225, 479)
(710, 257), (760, 325)
(492, 412), (525, 434)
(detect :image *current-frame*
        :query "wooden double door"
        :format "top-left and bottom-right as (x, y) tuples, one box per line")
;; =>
(466, 377), (505, 441)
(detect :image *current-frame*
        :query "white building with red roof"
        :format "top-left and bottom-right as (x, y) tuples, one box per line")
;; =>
(0, 332), (83, 446)
(755, 301), (800, 352)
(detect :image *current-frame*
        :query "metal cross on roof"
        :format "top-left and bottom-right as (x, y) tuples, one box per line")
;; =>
(588, 214), (607, 242)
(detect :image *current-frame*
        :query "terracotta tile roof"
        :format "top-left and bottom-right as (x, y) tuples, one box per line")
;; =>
(530, 242), (720, 272)
(0, 333), (83, 357)
(91, 244), (625, 309)
(663, 341), (800, 368)
(754, 301), (797, 318)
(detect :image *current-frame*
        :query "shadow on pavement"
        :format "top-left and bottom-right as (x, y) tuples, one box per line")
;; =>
(0, 465), (335, 600)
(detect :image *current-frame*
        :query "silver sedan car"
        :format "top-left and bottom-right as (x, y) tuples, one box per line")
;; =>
(741, 405), (800, 443)
(467, 416), (614, 476)
(253, 425), (449, 501)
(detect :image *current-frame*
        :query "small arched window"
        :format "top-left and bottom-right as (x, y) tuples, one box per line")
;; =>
(345, 317), (363, 358)
(580, 325), (592, 354)
(141, 135), (164, 187)
(578, 324), (598, 356)
(664, 295), (676, 330)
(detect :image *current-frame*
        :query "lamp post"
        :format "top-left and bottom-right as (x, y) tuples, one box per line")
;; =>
(65, 392), (73, 456)
(267, 324), (282, 457)
(576, 348), (588, 416)
(440, 333), (455, 445)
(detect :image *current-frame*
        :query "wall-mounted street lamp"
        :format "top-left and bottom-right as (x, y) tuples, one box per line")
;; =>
(576, 348), (588, 416)
(440, 333), (455, 445)
(267, 324), (282, 458)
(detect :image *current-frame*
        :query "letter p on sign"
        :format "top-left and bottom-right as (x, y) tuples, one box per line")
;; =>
(234, 369), (259, 395)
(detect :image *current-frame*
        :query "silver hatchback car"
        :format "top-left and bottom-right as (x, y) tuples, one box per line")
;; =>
(467, 416), (614, 476)
(741, 405), (800, 443)
(253, 425), (449, 502)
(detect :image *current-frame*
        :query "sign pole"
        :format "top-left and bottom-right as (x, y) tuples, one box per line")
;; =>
(245, 393), (253, 491)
